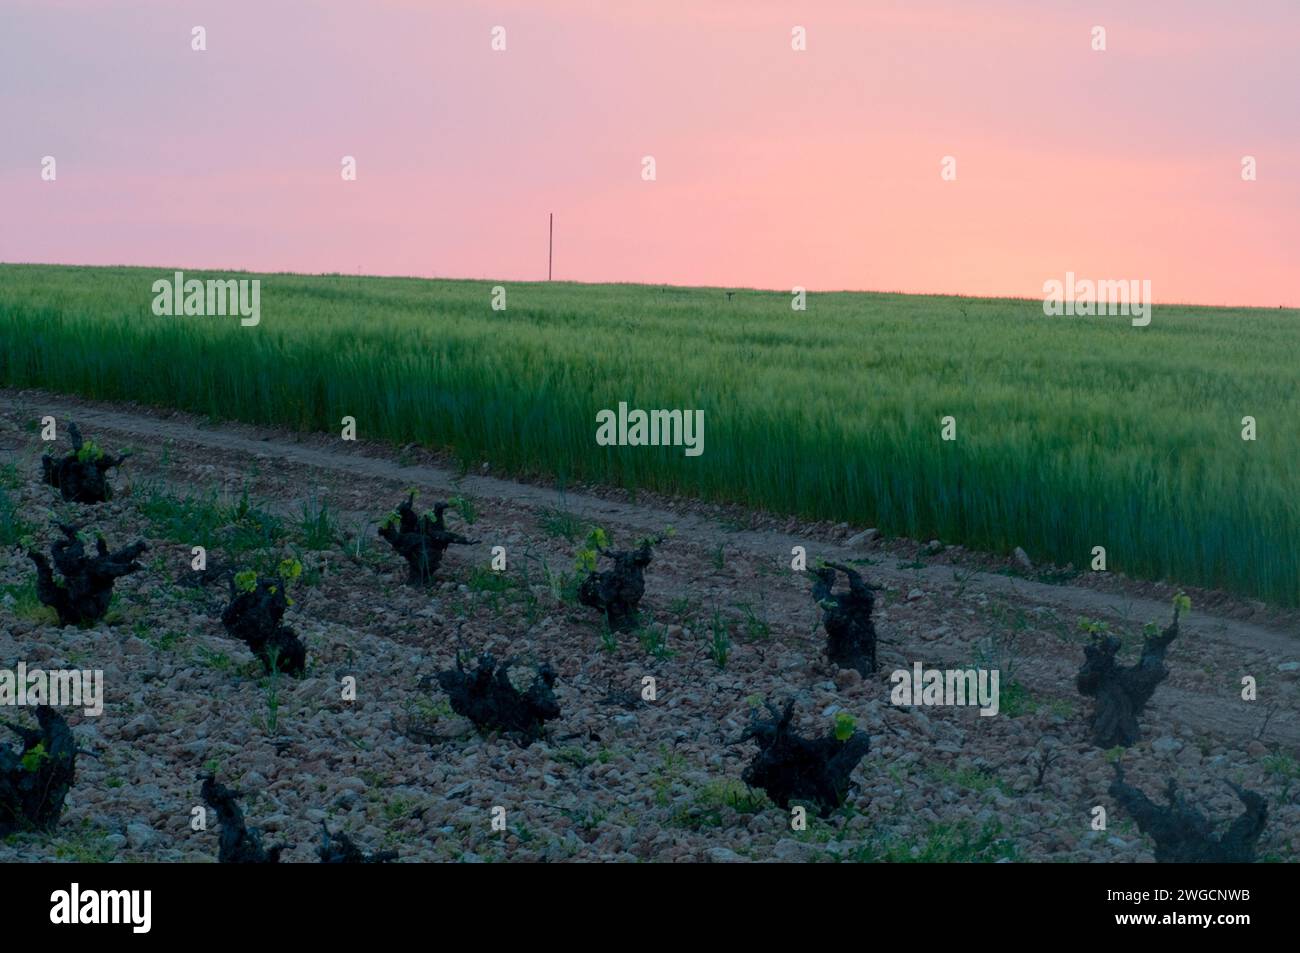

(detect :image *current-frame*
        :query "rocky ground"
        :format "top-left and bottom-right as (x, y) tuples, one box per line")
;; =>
(1, 389), (1297, 863)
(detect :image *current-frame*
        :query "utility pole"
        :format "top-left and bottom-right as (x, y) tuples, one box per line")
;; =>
(548, 213), (553, 281)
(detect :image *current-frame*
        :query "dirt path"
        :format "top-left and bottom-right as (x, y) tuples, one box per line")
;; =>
(4, 391), (1295, 655)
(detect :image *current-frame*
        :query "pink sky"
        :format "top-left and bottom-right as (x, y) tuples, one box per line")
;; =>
(2, 0), (1297, 306)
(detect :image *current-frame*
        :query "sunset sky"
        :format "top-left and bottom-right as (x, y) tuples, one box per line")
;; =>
(2, 0), (1297, 306)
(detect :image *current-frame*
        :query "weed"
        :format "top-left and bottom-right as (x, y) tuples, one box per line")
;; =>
(467, 566), (513, 594)
(999, 680), (1033, 717)
(0, 487), (32, 546)
(670, 780), (770, 830)
(651, 746), (687, 807)
(257, 660), (282, 733)
(0, 583), (55, 624)
(555, 746), (596, 768)
(929, 763), (1009, 796)
(298, 496), (337, 550)
(852, 820), (1018, 862)
(707, 609), (730, 669)
(736, 599), (771, 641)
(448, 494), (478, 525)
(636, 622), (674, 659)
(1263, 752), (1300, 803)
(195, 647), (233, 672)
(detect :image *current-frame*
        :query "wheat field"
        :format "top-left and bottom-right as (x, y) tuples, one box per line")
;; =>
(2, 263), (1296, 604)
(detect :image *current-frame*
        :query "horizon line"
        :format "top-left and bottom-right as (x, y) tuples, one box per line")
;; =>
(2, 259), (1296, 313)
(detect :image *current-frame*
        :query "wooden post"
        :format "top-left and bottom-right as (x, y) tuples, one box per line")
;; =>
(548, 213), (553, 281)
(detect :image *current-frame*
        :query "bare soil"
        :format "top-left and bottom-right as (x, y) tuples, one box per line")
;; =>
(1, 389), (1296, 863)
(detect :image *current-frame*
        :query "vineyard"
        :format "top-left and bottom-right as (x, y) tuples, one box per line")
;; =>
(0, 393), (1296, 863)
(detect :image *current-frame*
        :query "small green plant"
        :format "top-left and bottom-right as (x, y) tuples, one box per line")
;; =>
(555, 746), (596, 768)
(635, 525), (674, 549)
(671, 780), (770, 830)
(1, 582), (57, 624)
(1263, 752), (1298, 780)
(1078, 616), (1110, 637)
(136, 483), (228, 547)
(195, 647), (233, 672)
(448, 494), (478, 525)
(237, 556), (305, 604)
(541, 562), (578, 604)
(298, 496), (337, 550)
(298, 558), (323, 587)
(558, 572), (582, 605)
(707, 609), (730, 669)
(260, 652), (282, 733)
(341, 517), (372, 560)
(833, 712), (856, 741)
(152, 630), (187, 651)
(1044, 697), (1075, 718)
(48, 825), (117, 863)
(999, 680), (1033, 717)
(651, 746), (687, 807)
(538, 507), (584, 542)
(1263, 752), (1299, 803)
(0, 487), (32, 547)
(852, 819), (1018, 863)
(75, 440), (105, 464)
(467, 566), (513, 594)
(599, 620), (618, 653)
(225, 488), (286, 553)
(737, 600), (771, 641)
(952, 565), (977, 598)
(383, 796), (417, 822)
(20, 742), (50, 773)
(515, 569), (543, 625)
(930, 763), (1008, 795)
(637, 623), (674, 659)
(574, 527), (609, 573)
